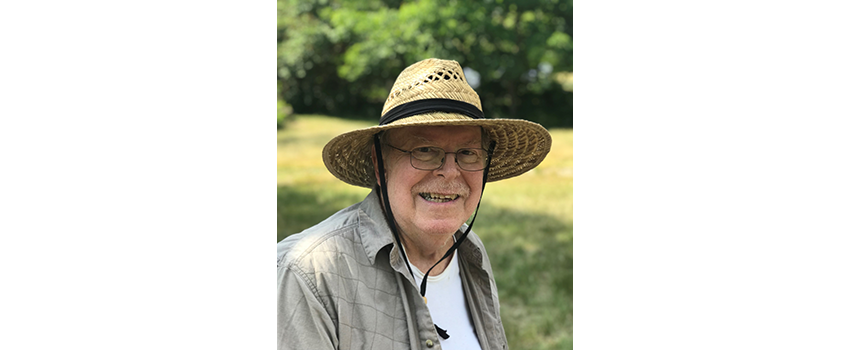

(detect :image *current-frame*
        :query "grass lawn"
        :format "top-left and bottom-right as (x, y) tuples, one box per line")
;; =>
(278, 114), (573, 350)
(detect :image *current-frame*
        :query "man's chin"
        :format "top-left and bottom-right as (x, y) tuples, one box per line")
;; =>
(415, 218), (467, 236)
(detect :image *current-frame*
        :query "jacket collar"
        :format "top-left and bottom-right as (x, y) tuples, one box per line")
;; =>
(357, 189), (395, 266)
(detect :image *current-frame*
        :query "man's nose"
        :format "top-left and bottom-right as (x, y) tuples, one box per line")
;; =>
(434, 152), (461, 177)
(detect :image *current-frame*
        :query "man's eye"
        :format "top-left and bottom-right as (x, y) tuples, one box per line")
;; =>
(414, 147), (435, 153)
(459, 149), (478, 156)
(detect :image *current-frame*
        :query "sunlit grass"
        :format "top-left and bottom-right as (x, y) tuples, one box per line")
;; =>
(278, 114), (572, 350)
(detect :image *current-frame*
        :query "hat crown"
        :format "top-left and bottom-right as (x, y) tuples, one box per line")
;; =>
(381, 59), (482, 117)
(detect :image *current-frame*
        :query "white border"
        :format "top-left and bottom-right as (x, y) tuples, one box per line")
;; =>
(1, 1), (276, 348)
(576, 0), (850, 349)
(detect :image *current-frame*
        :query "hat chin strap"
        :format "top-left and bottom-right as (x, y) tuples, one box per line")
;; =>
(373, 133), (495, 340)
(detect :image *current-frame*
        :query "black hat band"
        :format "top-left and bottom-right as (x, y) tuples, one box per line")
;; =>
(379, 98), (484, 126)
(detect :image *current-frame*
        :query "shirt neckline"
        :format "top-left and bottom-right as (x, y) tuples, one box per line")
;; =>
(409, 247), (458, 283)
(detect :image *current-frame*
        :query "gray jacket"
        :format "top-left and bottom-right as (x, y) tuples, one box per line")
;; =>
(277, 190), (508, 350)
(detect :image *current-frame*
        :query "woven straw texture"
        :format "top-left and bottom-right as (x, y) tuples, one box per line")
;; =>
(323, 58), (552, 188)
(382, 59), (482, 115)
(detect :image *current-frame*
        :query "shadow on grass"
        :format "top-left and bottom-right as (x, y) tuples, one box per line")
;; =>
(475, 205), (573, 349)
(277, 185), (368, 242)
(277, 186), (572, 350)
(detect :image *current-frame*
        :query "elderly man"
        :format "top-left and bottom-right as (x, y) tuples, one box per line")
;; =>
(277, 58), (551, 350)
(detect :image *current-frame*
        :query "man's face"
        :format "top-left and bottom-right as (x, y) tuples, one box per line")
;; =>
(378, 125), (485, 243)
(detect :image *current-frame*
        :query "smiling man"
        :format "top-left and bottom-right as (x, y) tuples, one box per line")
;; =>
(277, 59), (552, 350)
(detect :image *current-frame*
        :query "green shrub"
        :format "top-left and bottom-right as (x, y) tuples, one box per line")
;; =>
(278, 99), (293, 129)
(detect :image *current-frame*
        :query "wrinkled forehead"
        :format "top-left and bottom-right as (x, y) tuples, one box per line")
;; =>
(385, 125), (483, 147)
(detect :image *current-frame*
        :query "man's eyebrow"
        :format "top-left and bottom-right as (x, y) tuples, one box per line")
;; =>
(459, 139), (480, 146)
(410, 135), (433, 144)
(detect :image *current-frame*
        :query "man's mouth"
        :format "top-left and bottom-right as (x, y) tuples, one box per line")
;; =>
(419, 193), (460, 203)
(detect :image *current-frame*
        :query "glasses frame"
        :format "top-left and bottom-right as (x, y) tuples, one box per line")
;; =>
(385, 144), (491, 172)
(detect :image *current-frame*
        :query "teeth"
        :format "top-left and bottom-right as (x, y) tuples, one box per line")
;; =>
(420, 193), (459, 202)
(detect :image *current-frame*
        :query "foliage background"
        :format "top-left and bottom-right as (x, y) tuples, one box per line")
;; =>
(278, 0), (573, 128)
(278, 1), (573, 349)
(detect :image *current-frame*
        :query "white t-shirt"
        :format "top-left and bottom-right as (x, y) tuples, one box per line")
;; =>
(410, 250), (483, 350)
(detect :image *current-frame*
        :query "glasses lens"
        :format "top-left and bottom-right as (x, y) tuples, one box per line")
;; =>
(410, 147), (444, 169)
(457, 148), (487, 171)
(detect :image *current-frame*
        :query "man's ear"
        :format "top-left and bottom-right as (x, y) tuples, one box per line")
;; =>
(371, 143), (381, 186)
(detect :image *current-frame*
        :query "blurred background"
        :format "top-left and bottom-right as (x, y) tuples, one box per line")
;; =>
(278, 0), (572, 348)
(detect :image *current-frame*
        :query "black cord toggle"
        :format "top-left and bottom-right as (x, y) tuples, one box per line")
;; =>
(436, 324), (450, 339)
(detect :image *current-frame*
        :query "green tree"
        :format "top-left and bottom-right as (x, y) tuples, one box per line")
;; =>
(278, 0), (572, 126)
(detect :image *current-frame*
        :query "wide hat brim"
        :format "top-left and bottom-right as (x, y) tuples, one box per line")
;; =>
(323, 112), (552, 188)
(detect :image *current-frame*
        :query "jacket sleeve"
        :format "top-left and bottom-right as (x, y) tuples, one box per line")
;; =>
(278, 262), (338, 350)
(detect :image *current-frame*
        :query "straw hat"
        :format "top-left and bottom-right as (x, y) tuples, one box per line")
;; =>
(323, 58), (552, 188)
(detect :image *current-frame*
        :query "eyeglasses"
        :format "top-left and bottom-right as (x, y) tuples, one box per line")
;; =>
(385, 144), (491, 171)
